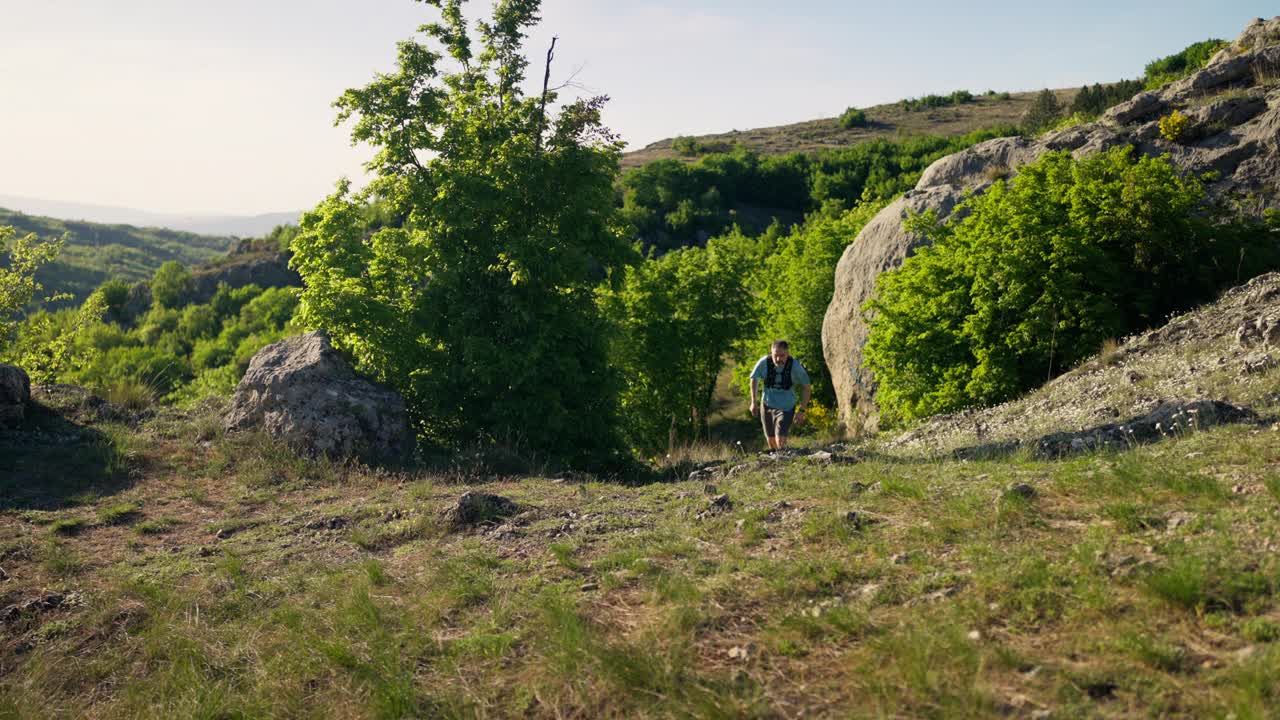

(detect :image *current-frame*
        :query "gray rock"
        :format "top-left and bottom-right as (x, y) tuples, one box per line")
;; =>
(224, 331), (412, 459)
(443, 491), (519, 528)
(822, 186), (965, 433)
(0, 364), (31, 427)
(1034, 399), (1256, 458)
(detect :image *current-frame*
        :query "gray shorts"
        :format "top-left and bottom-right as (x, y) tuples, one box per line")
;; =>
(761, 405), (795, 438)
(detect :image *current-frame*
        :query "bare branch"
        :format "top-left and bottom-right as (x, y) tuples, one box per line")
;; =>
(536, 35), (558, 150)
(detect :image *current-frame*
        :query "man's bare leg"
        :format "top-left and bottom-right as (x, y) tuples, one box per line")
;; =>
(765, 435), (781, 451)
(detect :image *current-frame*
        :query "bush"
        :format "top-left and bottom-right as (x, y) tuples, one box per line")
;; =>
(1159, 109), (1190, 142)
(838, 107), (868, 129)
(1145, 39), (1227, 90)
(864, 147), (1280, 426)
(0, 226), (62, 349)
(1021, 89), (1062, 134)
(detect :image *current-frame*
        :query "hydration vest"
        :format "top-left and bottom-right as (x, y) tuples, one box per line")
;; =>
(765, 357), (794, 391)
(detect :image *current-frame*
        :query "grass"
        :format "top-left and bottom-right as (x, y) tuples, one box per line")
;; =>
(1, 403), (1279, 717)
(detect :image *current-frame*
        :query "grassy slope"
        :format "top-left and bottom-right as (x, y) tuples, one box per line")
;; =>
(0, 208), (235, 305)
(2, 390), (1279, 717)
(621, 89), (1077, 169)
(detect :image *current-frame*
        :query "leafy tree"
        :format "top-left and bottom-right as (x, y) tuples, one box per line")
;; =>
(600, 235), (757, 453)
(291, 0), (633, 465)
(864, 147), (1280, 426)
(736, 200), (885, 406)
(150, 261), (192, 309)
(0, 226), (63, 349)
(1145, 39), (1227, 89)
(1021, 89), (1062, 134)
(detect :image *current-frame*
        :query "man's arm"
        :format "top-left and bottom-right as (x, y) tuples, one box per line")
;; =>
(796, 384), (811, 423)
(750, 379), (761, 417)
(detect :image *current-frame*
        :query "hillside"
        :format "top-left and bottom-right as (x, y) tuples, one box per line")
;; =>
(0, 208), (236, 306)
(621, 88), (1077, 169)
(2, 273), (1279, 717)
(0, 194), (299, 238)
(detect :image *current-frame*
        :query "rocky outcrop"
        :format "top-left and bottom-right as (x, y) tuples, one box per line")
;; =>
(889, 272), (1280, 456)
(224, 331), (412, 459)
(0, 364), (31, 427)
(823, 17), (1280, 434)
(187, 251), (299, 306)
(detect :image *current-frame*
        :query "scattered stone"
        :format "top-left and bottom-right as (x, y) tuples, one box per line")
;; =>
(967, 629), (982, 641)
(197, 547), (215, 558)
(708, 494), (733, 512)
(764, 501), (792, 522)
(843, 510), (882, 530)
(850, 481), (871, 495)
(0, 592), (65, 625)
(891, 553), (912, 565)
(304, 516), (348, 531)
(1242, 353), (1278, 375)
(443, 492), (520, 528)
(579, 582), (599, 592)
(489, 523), (520, 540)
(224, 331), (413, 459)
(1167, 511), (1196, 530)
(0, 363), (31, 427)
(727, 644), (755, 662)
(687, 469), (713, 483)
(1033, 399), (1256, 459)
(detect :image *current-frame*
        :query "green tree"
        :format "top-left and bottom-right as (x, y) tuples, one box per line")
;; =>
(1021, 89), (1062, 133)
(0, 226), (63, 350)
(150, 261), (192, 309)
(600, 234), (757, 453)
(736, 200), (885, 406)
(864, 147), (1279, 426)
(291, 0), (632, 465)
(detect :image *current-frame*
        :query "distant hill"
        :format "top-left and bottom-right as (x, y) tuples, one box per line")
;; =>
(0, 207), (237, 307)
(621, 88), (1077, 169)
(0, 194), (299, 238)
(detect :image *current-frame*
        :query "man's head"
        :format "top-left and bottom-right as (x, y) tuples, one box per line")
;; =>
(770, 340), (790, 365)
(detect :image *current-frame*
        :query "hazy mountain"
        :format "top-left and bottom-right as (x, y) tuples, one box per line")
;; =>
(0, 194), (299, 238)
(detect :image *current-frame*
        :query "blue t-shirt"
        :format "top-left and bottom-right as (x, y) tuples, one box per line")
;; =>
(751, 356), (811, 411)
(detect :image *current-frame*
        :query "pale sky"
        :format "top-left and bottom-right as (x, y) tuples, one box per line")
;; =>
(0, 1), (1272, 215)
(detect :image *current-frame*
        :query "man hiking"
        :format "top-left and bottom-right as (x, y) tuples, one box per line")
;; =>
(750, 340), (812, 451)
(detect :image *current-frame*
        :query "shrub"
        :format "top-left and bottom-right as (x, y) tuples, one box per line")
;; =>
(1159, 109), (1190, 142)
(150, 261), (192, 309)
(0, 226), (62, 349)
(839, 107), (868, 129)
(1145, 39), (1227, 90)
(864, 147), (1280, 425)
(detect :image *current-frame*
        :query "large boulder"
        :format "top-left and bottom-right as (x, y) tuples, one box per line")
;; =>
(0, 364), (31, 427)
(224, 332), (412, 459)
(823, 17), (1280, 434)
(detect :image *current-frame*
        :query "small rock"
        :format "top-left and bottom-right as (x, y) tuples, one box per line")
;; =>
(1002, 483), (1038, 501)
(967, 629), (982, 641)
(843, 510), (881, 530)
(891, 553), (912, 565)
(1167, 511), (1196, 530)
(727, 644), (754, 661)
(734, 519), (747, 534)
(197, 547), (214, 558)
(708, 494), (733, 512)
(443, 491), (520, 528)
(579, 582), (599, 592)
(850, 481), (871, 495)
(702, 483), (718, 495)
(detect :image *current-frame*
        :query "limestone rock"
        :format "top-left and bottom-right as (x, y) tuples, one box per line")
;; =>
(0, 364), (31, 427)
(443, 492), (519, 528)
(224, 331), (412, 459)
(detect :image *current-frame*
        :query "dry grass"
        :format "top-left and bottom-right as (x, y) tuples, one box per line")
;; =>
(621, 89), (1078, 169)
